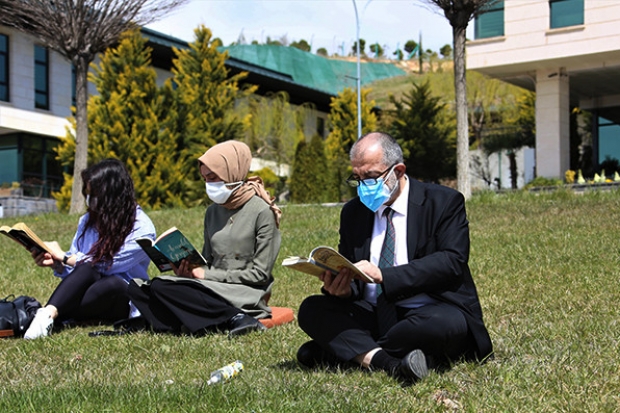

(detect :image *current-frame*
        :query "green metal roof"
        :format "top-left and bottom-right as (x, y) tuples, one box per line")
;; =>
(220, 44), (406, 96)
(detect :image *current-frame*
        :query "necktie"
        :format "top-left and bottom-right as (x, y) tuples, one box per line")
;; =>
(376, 207), (398, 336)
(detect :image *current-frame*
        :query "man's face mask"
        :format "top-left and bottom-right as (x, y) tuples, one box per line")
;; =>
(357, 167), (397, 212)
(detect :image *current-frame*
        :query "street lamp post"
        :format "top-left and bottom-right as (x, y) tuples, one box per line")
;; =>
(352, 0), (362, 139)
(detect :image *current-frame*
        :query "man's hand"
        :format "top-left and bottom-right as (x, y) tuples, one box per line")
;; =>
(354, 260), (383, 284)
(320, 267), (354, 297)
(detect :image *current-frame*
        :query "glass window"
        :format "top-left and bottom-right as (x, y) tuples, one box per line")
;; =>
(21, 135), (63, 197)
(0, 136), (19, 185)
(598, 115), (620, 166)
(34, 45), (49, 109)
(550, 0), (584, 29)
(317, 117), (325, 138)
(475, 0), (504, 39)
(0, 34), (8, 102)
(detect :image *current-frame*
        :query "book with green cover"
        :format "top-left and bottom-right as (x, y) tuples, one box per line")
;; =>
(136, 227), (207, 273)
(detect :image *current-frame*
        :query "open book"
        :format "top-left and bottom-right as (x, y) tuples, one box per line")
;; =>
(136, 227), (208, 273)
(282, 246), (374, 283)
(0, 222), (52, 255)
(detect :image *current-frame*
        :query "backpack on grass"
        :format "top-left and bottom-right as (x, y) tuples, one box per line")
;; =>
(0, 295), (42, 337)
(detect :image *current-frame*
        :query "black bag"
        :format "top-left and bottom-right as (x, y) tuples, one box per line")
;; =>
(0, 295), (42, 337)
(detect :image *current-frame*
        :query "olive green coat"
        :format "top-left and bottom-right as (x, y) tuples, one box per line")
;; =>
(158, 196), (281, 318)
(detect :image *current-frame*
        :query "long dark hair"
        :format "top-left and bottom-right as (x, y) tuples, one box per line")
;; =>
(80, 159), (137, 265)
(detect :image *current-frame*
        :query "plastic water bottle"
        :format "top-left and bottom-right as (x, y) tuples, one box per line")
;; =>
(206, 360), (244, 385)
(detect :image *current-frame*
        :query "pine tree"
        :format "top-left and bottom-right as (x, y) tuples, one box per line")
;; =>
(324, 87), (377, 201)
(289, 134), (331, 204)
(171, 25), (256, 203)
(387, 80), (455, 182)
(53, 29), (185, 210)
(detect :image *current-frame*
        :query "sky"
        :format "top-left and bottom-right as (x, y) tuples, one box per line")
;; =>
(146, 0), (474, 58)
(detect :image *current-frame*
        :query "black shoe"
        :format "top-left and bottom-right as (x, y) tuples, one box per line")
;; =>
(395, 349), (429, 382)
(296, 340), (342, 369)
(227, 313), (266, 338)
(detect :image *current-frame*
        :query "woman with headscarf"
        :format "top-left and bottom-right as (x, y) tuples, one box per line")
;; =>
(128, 140), (282, 338)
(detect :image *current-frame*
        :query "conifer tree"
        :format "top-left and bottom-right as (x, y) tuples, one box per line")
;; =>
(171, 25), (256, 202)
(54, 29), (185, 210)
(289, 140), (313, 204)
(324, 87), (377, 201)
(387, 80), (455, 182)
(289, 134), (331, 204)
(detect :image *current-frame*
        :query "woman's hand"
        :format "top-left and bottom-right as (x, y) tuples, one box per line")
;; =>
(31, 250), (55, 267)
(320, 267), (354, 298)
(173, 260), (206, 280)
(43, 241), (65, 262)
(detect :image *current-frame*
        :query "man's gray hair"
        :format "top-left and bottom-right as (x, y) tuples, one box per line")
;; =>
(350, 132), (404, 166)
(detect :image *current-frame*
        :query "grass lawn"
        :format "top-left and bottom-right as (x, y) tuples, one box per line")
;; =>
(0, 188), (619, 412)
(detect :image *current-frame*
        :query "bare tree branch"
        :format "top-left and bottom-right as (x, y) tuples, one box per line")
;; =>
(0, 0), (187, 213)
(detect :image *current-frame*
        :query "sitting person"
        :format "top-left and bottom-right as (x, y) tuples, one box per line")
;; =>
(296, 132), (493, 382)
(24, 159), (156, 339)
(127, 140), (282, 338)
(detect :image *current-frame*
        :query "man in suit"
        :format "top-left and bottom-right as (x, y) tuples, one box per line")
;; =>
(297, 131), (493, 382)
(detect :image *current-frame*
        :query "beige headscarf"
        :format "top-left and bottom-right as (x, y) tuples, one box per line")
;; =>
(198, 140), (282, 228)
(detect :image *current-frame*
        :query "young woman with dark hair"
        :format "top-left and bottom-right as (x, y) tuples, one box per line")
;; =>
(24, 159), (156, 339)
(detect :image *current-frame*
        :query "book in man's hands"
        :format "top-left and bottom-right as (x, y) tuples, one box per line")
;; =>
(136, 227), (207, 273)
(281, 246), (374, 283)
(0, 222), (52, 255)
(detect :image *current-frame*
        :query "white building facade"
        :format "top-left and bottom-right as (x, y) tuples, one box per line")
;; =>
(0, 27), (73, 196)
(467, 0), (620, 180)
(0, 27), (337, 199)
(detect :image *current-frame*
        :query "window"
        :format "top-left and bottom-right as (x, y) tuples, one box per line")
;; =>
(34, 45), (49, 109)
(0, 34), (8, 102)
(597, 114), (620, 166)
(475, 0), (504, 39)
(317, 117), (325, 138)
(550, 0), (584, 29)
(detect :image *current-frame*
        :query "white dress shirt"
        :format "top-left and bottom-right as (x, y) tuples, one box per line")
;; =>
(363, 176), (437, 308)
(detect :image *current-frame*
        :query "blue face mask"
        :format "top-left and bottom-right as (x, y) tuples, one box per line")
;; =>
(357, 169), (397, 212)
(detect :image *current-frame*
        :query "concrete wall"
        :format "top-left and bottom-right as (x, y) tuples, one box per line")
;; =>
(0, 194), (57, 218)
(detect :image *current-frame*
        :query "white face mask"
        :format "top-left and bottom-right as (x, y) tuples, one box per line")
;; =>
(205, 181), (242, 204)
(85, 195), (90, 208)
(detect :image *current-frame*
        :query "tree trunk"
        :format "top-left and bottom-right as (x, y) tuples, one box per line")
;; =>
(453, 25), (471, 200)
(509, 151), (518, 189)
(69, 57), (89, 214)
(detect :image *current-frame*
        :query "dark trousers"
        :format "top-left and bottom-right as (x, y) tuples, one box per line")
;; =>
(47, 264), (130, 323)
(127, 278), (241, 334)
(297, 295), (471, 363)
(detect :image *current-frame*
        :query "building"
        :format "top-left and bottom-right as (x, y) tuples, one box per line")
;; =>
(0, 25), (405, 207)
(467, 0), (620, 180)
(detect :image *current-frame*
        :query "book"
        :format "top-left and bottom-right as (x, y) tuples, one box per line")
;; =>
(0, 222), (52, 255)
(281, 246), (374, 283)
(136, 227), (208, 273)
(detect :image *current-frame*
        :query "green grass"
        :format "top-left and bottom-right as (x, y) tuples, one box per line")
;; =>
(1, 190), (620, 412)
